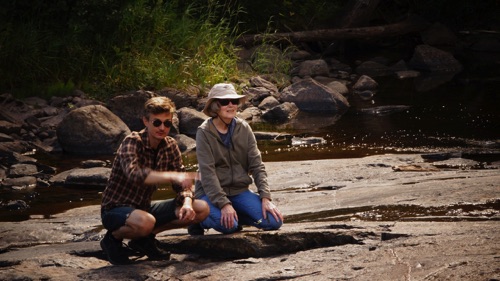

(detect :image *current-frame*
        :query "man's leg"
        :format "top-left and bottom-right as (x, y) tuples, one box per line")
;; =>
(101, 206), (154, 265)
(113, 209), (156, 239)
(151, 198), (209, 233)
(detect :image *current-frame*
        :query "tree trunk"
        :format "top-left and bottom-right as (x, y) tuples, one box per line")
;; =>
(235, 15), (429, 47)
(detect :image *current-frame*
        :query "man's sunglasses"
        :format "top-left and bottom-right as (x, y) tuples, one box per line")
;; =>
(217, 98), (240, 106)
(151, 119), (173, 128)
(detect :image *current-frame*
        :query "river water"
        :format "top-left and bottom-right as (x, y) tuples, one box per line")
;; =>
(1, 50), (499, 222)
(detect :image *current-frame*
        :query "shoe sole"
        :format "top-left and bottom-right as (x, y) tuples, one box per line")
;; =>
(100, 239), (131, 265)
(128, 241), (171, 260)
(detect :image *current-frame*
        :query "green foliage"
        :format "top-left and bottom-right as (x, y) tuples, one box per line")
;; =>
(250, 41), (295, 89)
(0, 0), (242, 99)
(1, 0), (497, 99)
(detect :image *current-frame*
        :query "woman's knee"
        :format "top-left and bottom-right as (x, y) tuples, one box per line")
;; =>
(216, 224), (240, 234)
(260, 216), (283, 230)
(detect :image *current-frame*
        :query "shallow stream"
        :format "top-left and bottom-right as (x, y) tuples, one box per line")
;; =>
(1, 50), (499, 222)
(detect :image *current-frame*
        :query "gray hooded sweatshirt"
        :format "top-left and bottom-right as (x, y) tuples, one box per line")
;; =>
(194, 117), (271, 209)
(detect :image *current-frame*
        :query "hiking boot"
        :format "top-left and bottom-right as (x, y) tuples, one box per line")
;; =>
(128, 234), (171, 260)
(187, 223), (205, 236)
(100, 231), (131, 265)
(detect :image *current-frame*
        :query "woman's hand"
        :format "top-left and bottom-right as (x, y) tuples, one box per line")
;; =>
(221, 204), (238, 229)
(262, 198), (284, 223)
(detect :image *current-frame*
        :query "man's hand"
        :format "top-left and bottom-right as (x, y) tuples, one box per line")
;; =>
(175, 172), (197, 190)
(144, 171), (197, 187)
(178, 198), (196, 221)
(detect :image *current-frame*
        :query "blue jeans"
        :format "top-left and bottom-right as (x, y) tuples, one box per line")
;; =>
(199, 190), (283, 234)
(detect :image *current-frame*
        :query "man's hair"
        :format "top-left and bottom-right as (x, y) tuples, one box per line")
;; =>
(143, 96), (176, 118)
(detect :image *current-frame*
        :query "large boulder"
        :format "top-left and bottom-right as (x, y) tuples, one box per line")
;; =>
(177, 107), (208, 138)
(297, 59), (329, 78)
(409, 44), (463, 72)
(156, 87), (199, 109)
(56, 105), (130, 155)
(107, 90), (156, 132)
(280, 78), (350, 113)
(261, 102), (299, 123)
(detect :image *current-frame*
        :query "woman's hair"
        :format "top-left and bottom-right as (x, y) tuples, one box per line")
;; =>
(205, 98), (244, 118)
(205, 100), (222, 118)
(143, 96), (176, 118)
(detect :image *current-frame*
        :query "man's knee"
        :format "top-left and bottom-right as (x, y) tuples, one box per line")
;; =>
(128, 210), (156, 236)
(194, 200), (210, 221)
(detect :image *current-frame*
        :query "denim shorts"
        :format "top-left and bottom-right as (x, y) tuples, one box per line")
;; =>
(101, 199), (177, 231)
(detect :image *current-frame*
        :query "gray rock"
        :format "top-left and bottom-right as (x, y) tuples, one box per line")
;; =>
(298, 59), (329, 78)
(244, 86), (273, 106)
(1, 176), (37, 189)
(0, 132), (14, 142)
(238, 106), (261, 121)
(56, 105), (131, 155)
(352, 75), (378, 92)
(174, 134), (196, 153)
(325, 81), (349, 96)
(177, 107), (208, 138)
(0, 154), (498, 280)
(80, 160), (108, 168)
(409, 44), (463, 72)
(0, 120), (22, 135)
(355, 60), (392, 77)
(64, 167), (111, 188)
(8, 163), (38, 177)
(158, 87), (199, 109)
(5, 200), (29, 210)
(258, 96), (280, 110)
(249, 76), (279, 95)
(281, 78), (350, 113)
(395, 70), (420, 79)
(107, 90), (156, 132)
(261, 102), (299, 123)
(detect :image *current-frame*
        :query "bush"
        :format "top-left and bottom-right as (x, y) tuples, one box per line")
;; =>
(0, 0), (242, 99)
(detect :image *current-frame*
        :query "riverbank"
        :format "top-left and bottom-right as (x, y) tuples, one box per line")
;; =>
(0, 154), (498, 280)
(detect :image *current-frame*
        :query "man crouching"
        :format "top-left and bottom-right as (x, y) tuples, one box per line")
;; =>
(100, 96), (209, 265)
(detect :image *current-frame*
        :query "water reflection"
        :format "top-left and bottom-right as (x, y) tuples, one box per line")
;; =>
(1, 68), (499, 222)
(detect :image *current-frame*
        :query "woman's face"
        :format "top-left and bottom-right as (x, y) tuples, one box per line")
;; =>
(216, 98), (239, 120)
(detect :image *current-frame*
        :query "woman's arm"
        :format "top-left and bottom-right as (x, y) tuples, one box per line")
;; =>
(196, 129), (231, 209)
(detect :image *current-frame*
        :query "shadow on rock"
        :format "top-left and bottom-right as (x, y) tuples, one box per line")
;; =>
(160, 231), (363, 259)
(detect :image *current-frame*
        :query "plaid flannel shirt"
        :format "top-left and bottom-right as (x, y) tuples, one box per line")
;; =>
(101, 129), (193, 211)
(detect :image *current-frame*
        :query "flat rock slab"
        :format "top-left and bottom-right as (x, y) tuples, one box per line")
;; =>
(0, 154), (498, 281)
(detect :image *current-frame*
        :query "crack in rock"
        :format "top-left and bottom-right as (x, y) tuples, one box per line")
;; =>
(160, 231), (363, 259)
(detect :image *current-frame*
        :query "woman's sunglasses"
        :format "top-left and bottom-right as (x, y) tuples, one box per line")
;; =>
(151, 119), (173, 128)
(217, 98), (240, 106)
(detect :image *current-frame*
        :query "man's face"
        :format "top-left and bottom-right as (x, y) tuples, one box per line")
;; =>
(143, 112), (173, 142)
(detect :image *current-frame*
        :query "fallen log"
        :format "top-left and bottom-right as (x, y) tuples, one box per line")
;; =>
(235, 14), (429, 46)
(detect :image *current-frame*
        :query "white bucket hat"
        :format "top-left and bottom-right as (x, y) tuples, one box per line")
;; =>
(202, 83), (245, 117)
